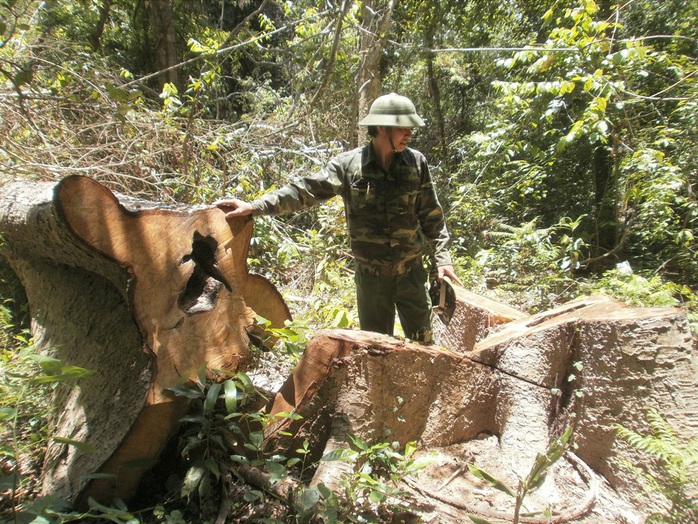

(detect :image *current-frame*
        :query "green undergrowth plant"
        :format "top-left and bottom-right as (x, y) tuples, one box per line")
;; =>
(252, 316), (314, 361)
(578, 263), (698, 332)
(458, 216), (698, 334)
(243, 200), (357, 336)
(467, 425), (575, 524)
(461, 217), (583, 313)
(252, 307), (354, 363)
(0, 339), (95, 523)
(164, 368), (289, 519)
(614, 409), (698, 523)
(165, 372), (432, 524)
(309, 433), (432, 524)
(0, 264), (96, 523)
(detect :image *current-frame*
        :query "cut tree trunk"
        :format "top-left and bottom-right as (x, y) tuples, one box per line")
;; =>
(431, 284), (529, 350)
(0, 176), (290, 507)
(264, 296), (696, 522)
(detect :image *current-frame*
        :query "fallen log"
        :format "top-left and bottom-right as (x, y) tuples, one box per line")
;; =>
(0, 175), (291, 506)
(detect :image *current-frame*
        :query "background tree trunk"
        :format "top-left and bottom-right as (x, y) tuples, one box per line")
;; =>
(144, 0), (178, 89)
(89, 0), (113, 51)
(593, 145), (618, 260)
(423, 11), (447, 154)
(355, 0), (396, 147)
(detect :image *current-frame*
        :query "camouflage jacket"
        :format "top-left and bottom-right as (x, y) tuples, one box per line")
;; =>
(250, 144), (453, 276)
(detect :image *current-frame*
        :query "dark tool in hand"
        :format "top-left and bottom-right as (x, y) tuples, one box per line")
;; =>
(430, 275), (456, 325)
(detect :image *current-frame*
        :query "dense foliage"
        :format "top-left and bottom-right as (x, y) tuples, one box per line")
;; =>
(1, 0), (696, 522)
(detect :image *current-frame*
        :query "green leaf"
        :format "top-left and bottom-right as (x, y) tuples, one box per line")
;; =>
(369, 489), (385, 503)
(293, 486), (320, 515)
(527, 425), (574, 487)
(198, 470), (212, 499)
(204, 457), (221, 480)
(321, 448), (357, 462)
(244, 430), (264, 452)
(0, 407), (17, 421)
(316, 482), (333, 498)
(468, 515), (497, 524)
(204, 382), (221, 414)
(265, 460), (288, 482)
(230, 454), (249, 464)
(26, 356), (93, 383)
(347, 433), (368, 451)
(106, 83), (131, 103)
(181, 464), (206, 499)
(526, 452), (552, 491)
(223, 378), (238, 414)
(272, 410), (303, 421)
(243, 489), (262, 502)
(166, 384), (202, 399)
(467, 464), (516, 497)
(196, 365), (208, 389)
(236, 372), (256, 396)
(52, 436), (95, 454)
(592, 96), (607, 112)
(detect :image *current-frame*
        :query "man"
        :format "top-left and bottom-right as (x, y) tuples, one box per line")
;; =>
(216, 93), (460, 343)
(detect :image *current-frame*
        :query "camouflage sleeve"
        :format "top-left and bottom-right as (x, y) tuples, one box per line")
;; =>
(250, 158), (346, 216)
(415, 153), (454, 267)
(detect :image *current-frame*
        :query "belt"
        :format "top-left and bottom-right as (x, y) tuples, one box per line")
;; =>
(355, 257), (423, 277)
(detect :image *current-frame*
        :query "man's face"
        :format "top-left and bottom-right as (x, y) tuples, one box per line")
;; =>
(382, 126), (414, 151)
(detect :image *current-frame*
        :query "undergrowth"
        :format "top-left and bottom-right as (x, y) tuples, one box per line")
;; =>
(615, 409), (698, 523)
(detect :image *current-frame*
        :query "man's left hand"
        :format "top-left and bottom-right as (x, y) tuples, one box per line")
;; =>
(438, 265), (463, 286)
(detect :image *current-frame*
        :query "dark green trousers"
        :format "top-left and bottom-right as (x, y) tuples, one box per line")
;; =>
(354, 265), (433, 343)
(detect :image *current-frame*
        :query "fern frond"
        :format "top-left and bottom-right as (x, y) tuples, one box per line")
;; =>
(646, 408), (680, 446)
(615, 410), (698, 522)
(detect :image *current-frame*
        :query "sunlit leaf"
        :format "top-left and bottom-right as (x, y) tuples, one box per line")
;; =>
(204, 382), (221, 414)
(468, 464), (516, 497)
(321, 448), (358, 462)
(52, 436), (94, 454)
(468, 515), (497, 524)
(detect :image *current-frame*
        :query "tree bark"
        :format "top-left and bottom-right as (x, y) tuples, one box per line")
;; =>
(593, 144), (618, 260)
(355, 0), (396, 147)
(0, 176), (290, 506)
(144, 0), (178, 89)
(424, 11), (447, 154)
(264, 296), (696, 522)
(90, 0), (113, 51)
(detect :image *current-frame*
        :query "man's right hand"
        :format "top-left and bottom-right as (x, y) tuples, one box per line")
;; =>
(214, 198), (253, 217)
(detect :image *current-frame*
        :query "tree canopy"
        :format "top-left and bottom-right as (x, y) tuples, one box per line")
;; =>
(1, 0), (696, 316)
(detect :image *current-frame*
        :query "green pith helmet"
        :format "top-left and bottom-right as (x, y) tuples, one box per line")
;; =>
(358, 93), (426, 127)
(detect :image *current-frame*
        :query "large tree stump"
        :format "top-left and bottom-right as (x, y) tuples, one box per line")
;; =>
(265, 296), (696, 522)
(0, 176), (290, 506)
